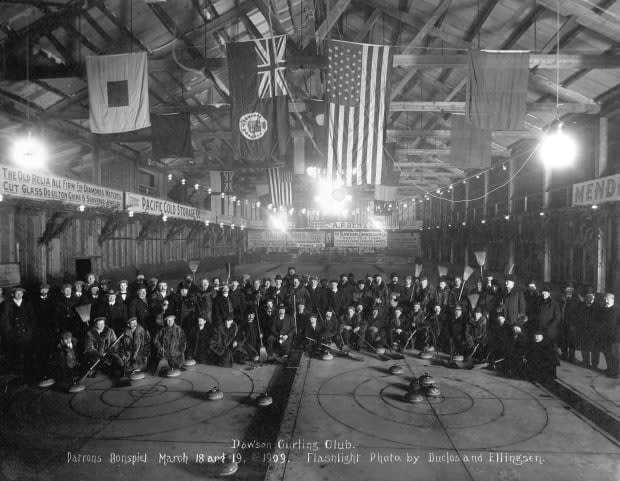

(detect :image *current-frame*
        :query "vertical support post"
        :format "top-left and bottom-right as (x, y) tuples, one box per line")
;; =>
(543, 167), (552, 282)
(596, 116), (608, 177)
(482, 171), (489, 220)
(507, 158), (515, 271)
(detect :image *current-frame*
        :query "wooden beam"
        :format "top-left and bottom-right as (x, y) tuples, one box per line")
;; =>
(387, 129), (541, 139)
(537, 0), (620, 44)
(306, 0), (352, 48)
(389, 101), (600, 114)
(354, 9), (381, 42)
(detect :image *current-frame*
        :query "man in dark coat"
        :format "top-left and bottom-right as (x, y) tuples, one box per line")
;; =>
(287, 276), (311, 313)
(535, 284), (561, 347)
(340, 305), (366, 350)
(0, 287), (36, 381)
(118, 317), (151, 373)
(128, 286), (151, 331)
(464, 307), (488, 362)
(320, 309), (342, 347)
(33, 283), (57, 380)
(117, 280), (131, 308)
(326, 281), (347, 317)
(153, 314), (187, 370)
(387, 273), (404, 301)
(577, 287), (598, 369)
(599, 293), (620, 378)
(212, 285), (234, 326)
(188, 316), (215, 364)
(372, 275), (390, 305)
(403, 276), (416, 306)
(448, 305), (468, 358)
(561, 283), (580, 362)
(303, 313), (323, 354)
(237, 311), (262, 362)
(267, 276), (288, 307)
(211, 315), (239, 367)
(415, 276), (435, 313)
(195, 278), (214, 324)
(387, 304), (409, 351)
(525, 331), (559, 381)
(308, 277), (328, 315)
(366, 306), (387, 348)
(524, 280), (540, 322)
(102, 290), (128, 336)
(338, 274), (355, 306)
(502, 275), (526, 327)
(352, 279), (374, 309)
(175, 284), (197, 332)
(266, 306), (295, 358)
(54, 284), (79, 336)
(435, 277), (451, 311)
(228, 279), (246, 320)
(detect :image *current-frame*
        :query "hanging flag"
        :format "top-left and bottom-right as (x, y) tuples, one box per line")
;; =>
(326, 40), (392, 186)
(227, 35), (289, 161)
(151, 113), (193, 160)
(86, 52), (150, 134)
(466, 51), (529, 130)
(374, 144), (399, 201)
(209, 171), (233, 193)
(450, 115), (491, 168)
(267, 167), (293, 207)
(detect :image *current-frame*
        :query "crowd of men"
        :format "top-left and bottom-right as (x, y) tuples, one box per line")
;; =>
(0, 266), (618, 387)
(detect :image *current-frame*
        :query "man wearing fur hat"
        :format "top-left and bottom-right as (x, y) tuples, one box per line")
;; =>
(84, 317), (123, 378)
(153, 314), (187, 371)
(119, 317), (151, 373)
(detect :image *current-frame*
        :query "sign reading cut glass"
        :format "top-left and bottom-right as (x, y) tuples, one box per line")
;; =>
(572, 174), (620, 206)
(0, 164), (123, 210)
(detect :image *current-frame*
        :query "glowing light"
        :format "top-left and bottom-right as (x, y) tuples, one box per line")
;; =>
(448, 185), (453, 190)
(592, 204), (598, 210)
(502, 164), (507, 171)
(463, 180), (467, 184)
(168, 173), (173, 180)
(128, 210), (134, 218)
(370, 218), (384, 230)
(231, 224), (235, 229)
(313, 177), (352, 215)
(462, 221), (466, 226)
(11, 132), (46, 169)
(231, 195), (236, 202)
(540, 121), (577, 168)
(240, 225), (245, 231)
(205, 220), (209, 226)
(476, 175), (480, 179)
(219, 222), (224, 228)
(237, 200), (241, 206)
(207, 188), (212, 194)
(0, 194), (3, 202)
(481, 219), (486, 224)
(267, 203), (273, 209)
(301, 208), (307, 214)
(181, 178), (186, 185)
(306, 166), (319, 177)
(256, 201), (261, 207)
(78, 204), (85, 212)
(162, 215), (168, 222)
(539, 211), (545, 216)
(194, 183), (199, 190)
(269, 214), (287, 232)
(504, 215), (510, 220)
(220, 192), (225, 199)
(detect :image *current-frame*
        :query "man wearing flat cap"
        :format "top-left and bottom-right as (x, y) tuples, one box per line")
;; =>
(54, 283), (79, 335)
(153, 314), (186, 370)
(84, 316), (122, 378)
(119, 316), (151, 373)
(0, 287), (36, 381)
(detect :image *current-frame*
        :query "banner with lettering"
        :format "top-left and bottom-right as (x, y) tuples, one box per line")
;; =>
(572, 174), (620, 206)
(125, 192), (202, 221)
(247, 230), (326, 249)
(333, 230), (387, 248)
(0, 164), (123, 210)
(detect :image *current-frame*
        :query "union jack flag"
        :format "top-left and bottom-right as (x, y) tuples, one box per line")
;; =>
(255, 35), (288, 98)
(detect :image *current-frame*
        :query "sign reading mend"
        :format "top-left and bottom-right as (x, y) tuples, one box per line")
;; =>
(125, 192), (203, 221)
(0, 164), (123, 210)
(572, 174), (620, 206)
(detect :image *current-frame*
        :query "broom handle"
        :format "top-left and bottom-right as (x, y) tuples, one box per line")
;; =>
(254, 293), (266, 348)
(76, 333), (124, 385)
(458, 283), (465, 302)
(293, 294), (298, 335)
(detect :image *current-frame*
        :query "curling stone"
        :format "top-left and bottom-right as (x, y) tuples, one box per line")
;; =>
(166, 368), (181, 378)
(420, 351), (433, 360)
(419, 373), (434, 387)
(322, 351), (334, 361)
(68, 383), (86, 393)
(207, 386), (224, 400)
(219, 454), (239, 477)
(376, 347), (386, 356)
(38, 378), (55, 388)
(252, 355), (260, 363)
(426, 384), (441, 397)
(256, 393), (273, 407)
(404, 391), (425, 403)
(183, 359), (197, 368)
(453, 355), (464, 362)
(389, 365), (404, 375)
(425, 346), (435, 353)
(130, 371), (145, 381)
(409, 378), (423, 392)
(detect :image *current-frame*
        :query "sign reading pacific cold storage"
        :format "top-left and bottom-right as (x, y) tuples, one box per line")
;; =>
(125, 192), (202, 221)
(572, 174), (620, 206)
(0, 164), (123, 209)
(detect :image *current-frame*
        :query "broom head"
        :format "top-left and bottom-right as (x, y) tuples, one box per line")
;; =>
(188, 259), (200, 273)
(414, 264), (423, 278)
(474, 250), (487, 267)
(467, 293), (480, 310)
(463, 265), (474, 282)
(75, 304), (91, 324)
(437, 266), (448, 278)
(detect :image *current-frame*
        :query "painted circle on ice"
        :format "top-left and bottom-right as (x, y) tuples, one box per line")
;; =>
(316, 368), (550, 450)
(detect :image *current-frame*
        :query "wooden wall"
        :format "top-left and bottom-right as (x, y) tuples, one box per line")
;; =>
(1, 204), (246, 286)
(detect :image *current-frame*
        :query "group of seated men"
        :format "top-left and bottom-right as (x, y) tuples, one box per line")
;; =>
(0, 266), (618, 386)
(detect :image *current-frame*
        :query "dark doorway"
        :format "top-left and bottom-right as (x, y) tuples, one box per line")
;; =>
(75, 258), (92, 282)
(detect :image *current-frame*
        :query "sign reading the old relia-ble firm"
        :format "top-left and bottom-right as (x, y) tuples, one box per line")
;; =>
(0, 164), (123, 210)
(124, 192), (204, 221)
(572, 174), (620, 206)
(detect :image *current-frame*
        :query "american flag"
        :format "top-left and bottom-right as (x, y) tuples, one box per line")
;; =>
(267, 167), (293, 207)
(327, 40), (392, 186)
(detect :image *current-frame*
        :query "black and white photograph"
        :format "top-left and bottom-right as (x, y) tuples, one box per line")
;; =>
(0, 0), (619, 480)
